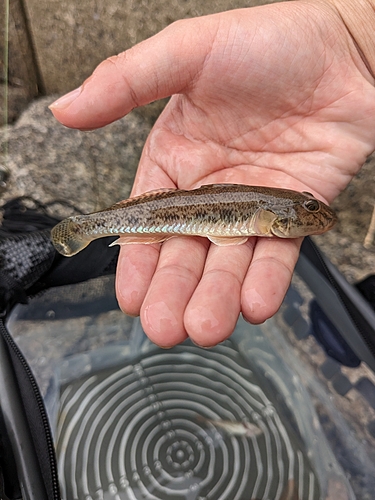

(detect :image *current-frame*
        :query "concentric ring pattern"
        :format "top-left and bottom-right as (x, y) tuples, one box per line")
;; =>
(56, 342), (321, 499)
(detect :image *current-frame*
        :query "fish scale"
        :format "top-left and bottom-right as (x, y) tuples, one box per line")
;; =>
(51, 184), (337, 257)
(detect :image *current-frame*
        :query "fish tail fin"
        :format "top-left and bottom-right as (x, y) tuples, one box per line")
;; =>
(50, 218), (90, 257)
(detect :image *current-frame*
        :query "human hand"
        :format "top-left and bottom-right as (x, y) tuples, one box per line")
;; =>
(50, 0), (375, 347)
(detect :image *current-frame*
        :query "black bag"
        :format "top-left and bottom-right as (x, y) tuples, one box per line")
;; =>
(0, 198), (118, 500)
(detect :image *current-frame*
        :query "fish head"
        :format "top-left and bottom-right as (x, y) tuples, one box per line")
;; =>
(270, 193), (337, 238)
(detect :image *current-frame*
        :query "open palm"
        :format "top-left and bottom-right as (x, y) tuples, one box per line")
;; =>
(51, 1), (375, 346)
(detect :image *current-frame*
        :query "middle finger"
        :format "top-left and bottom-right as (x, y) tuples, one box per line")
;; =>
(184, 239), (256, 346)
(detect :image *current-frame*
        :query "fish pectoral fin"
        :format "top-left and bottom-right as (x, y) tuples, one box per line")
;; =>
(253, 209), (278, 235)
(109, 234), (173, 246)
(207, 236), (249, 246)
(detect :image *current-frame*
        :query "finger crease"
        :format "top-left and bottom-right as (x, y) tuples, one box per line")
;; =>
(204, 268), (243, 287)
(251, 255), (295, 277)
(155, 263), (202, 286)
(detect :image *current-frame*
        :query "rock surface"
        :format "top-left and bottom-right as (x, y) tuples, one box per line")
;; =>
(314, 156), (375, 283)
(0, 96), (151, 213)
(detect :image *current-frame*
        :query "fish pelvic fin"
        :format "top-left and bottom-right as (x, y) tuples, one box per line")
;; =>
(208, 236), (249, 246)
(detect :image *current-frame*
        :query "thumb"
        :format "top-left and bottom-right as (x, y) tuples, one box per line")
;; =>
(49, 17), (217, 130)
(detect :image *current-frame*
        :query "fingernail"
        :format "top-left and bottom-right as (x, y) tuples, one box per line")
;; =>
(49, 86), (82, 110)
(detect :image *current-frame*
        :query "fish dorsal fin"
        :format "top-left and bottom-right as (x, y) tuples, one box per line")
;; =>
(203, 183), (241, 188)
(100, 187), (177, 212)
(143, 187), (177, 195)
(302, 191), (315, 198)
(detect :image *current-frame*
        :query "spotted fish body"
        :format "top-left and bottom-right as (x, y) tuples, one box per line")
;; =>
(51, 184), (337, 257)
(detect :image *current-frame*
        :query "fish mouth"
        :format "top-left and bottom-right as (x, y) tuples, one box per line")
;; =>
(328, 212), (338, 229)
(314, 211), (338, 234)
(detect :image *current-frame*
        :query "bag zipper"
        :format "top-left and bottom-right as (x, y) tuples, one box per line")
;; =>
(0, 318), (60, 499)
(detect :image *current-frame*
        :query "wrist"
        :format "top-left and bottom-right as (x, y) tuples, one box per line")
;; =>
(308, 0), (375, 79)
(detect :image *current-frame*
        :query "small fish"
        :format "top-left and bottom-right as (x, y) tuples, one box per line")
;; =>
(197, 415), (262, 438)
(279, 480), (299, 500)
(51, 184), (337, 257)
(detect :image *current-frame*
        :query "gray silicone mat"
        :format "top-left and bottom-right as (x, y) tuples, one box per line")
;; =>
(56, 340), (320, 500)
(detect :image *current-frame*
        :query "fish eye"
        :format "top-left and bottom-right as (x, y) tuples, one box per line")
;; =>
(303, 199), (320, 212)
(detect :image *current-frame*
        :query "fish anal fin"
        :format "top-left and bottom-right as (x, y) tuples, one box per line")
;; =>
(208, 236), (249, 246)
(253, 209), (278, 235)
(109, 234), (173, 246)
